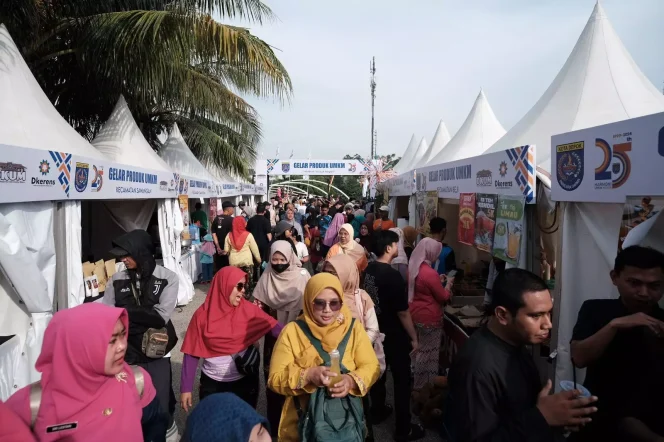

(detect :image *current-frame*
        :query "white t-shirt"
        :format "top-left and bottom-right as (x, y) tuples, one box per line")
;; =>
(295, 242), (309, 260)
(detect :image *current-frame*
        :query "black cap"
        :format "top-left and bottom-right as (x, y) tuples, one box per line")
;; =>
(109, 246), (129, 257)
(238, 201), (246, 206)
(222, 201), (236, 209)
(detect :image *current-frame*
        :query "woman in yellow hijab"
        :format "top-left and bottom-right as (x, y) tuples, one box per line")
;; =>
(267, 273), (380, 442)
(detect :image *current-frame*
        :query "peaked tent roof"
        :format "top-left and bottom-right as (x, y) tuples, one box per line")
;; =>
(405, 137), (429, 171)
(431, 89), (505, 164)
(417, 120), (451, 168)
(92, 97), (173, 173)
(484, 1), (664, 178)
(394, 134), (418, 175)
(0, 24), (105, 159)
(159, 124), (218, 182)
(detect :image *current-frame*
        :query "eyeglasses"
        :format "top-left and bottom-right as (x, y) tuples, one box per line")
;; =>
(236, 282), (246, 292)
(312, 299), (343, 311)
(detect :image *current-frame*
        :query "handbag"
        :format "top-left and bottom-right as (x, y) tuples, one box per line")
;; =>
(130, 282), (169, 358)
(233, 345), (261, 377)
(354, 289), (386, 376)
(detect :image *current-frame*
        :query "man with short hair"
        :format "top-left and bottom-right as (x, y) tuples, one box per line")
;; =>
(104, 229), (179, 440)
(211, 201), (235, 272)
(247, 202), (273, 267)
(316, 203), (332, 256)
(365, 230), (424, 442)
(444, 268), (598, 441)
(190, 202), (209, 235)
(429, 217), (456, 275)
(570, 246), (664, 441)
(373, 205), (395, 231)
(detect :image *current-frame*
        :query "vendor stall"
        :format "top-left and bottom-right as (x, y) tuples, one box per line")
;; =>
(550, 112), (664, 387)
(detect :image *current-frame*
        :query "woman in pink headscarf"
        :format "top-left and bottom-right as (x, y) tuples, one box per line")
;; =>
(6, 303), (156, 441)
(322, 212), (346, 248)
(407, 237), (454, 390)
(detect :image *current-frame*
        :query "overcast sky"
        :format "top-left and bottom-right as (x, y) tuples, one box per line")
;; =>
(227, 0), (664, 160)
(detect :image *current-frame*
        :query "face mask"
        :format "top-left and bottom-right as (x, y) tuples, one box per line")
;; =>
(273, 263), (289, 273)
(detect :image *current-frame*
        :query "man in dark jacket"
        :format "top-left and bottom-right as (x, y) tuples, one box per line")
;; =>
(103, 229), (179, 440)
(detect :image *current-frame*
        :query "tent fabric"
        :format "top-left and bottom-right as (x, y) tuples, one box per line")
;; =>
(553, 202), (623, 387)
(417, 120), (451, 168)
(0, 201), (56, 388)
(483, 2), (664, 175)
(394, 134), (418, 175)
(92, 96), (174, 172)
(430, 89), (505, 164)
(0, 25), (105, 159)
(158, 199), (194, 306)
(402, 137), (428, 172)
(0, 335), (22, 400)
(159, 124), (219, 183)
(65, 201), (85, 308)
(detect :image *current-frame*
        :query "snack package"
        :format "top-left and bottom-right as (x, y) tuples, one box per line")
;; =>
(93, 259), (107, 293)
(82, 261), (95, 278)
(105, 259), (116, 280)
(84, 275), (100, 298)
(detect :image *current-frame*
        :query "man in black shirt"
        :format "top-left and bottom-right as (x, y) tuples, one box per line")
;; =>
(246, 202), (272, 267)
(365, 230), (424, 442)
(429, 217), (457, 276)
(211, 200), (235, 272)
(570, 246), (664, 442)
(444, 268), (598, 442)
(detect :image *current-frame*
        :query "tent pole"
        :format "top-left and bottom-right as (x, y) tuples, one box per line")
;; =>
(53, 201), (68, 311)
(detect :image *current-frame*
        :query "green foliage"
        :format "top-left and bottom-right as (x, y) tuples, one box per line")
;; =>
(0, 0), (291, 178)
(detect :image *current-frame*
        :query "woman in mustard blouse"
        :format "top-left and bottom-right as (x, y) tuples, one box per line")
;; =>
(267, 273), (380, 441)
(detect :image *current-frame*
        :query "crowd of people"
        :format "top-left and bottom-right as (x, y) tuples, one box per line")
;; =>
(1, 194), (663, 442)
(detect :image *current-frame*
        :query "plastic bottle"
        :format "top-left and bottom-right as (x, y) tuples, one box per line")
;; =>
(328, 349), (343, 390)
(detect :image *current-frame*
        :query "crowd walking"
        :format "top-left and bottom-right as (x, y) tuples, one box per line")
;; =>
(1, 196), (663, 442)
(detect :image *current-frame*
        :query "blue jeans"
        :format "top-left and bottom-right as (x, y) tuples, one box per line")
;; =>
(201, 263), (214, 282)
(142, 395), (169, 442)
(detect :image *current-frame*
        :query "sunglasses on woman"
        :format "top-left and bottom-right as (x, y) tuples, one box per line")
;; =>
(312, 299), (343, 311)
(235, 282), (246, 292)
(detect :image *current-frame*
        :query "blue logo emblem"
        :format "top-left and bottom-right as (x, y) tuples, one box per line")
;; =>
(74, 162), (89, 192)
(91, 165), (103, 192)
(282, 162), (290, 173)
(556, 141), (584, 191)
(39, 160), (50, 175)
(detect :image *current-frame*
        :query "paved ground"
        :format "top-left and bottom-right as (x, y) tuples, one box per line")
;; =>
(170, 283), (441, 441)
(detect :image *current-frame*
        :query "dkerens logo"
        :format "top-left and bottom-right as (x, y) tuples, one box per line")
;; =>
(0, 162), (27, 183)
(476, 169), (492, 187)
(495, 161), (512, 189)
(33, 160), (56, 186)
(160, 180), (168, 191)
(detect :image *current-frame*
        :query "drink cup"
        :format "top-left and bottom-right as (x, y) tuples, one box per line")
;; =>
(559, 380), (591, 398)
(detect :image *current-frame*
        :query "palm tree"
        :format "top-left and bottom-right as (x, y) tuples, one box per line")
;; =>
(0, 0), (291, 177)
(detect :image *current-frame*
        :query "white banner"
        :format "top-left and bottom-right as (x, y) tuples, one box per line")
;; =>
(414, 146), (536, 204)
(259, 159), (369, 176)
(255, 175), (268, 197)
(384, 171), (415, 197)
(551, 112), (664, 203)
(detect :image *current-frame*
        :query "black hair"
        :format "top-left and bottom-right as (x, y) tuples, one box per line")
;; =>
(429, 217), (447, 234)
(321, 203), (329, 210)
(614, 245), (664, 274)
(256, 203), (266, 214)
(487, 268), (549, 317)
(194, 202), (202, 210)
(375, 230), (399, 258)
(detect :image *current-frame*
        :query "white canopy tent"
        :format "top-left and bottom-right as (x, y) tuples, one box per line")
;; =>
(0, 24), (108, 398)
(92, 97), (194, 306)
(416, 120), (451, 168)
(430, 89), (505, 164)
(393, 134), (418, 175)
(401, 137), (428, 173)
(476, 2), (664, 387)
(159, 124), (221, 185)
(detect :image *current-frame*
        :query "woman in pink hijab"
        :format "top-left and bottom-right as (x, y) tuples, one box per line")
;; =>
(407, 237), (454, 390)
(322, 212), (346, 248)
(6, 303), (156, 441)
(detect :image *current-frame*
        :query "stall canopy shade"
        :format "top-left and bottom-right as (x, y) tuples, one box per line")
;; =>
(417, 120), (451, 168)
(483, 2), (664, 177)
(430, 89), (505, 164)
(92, 96), (174, 173)
(0, 25), (105, 159)
(394, 134), (418, 175)
(402, 137), (428, 172)
(159, 124), (218, 182)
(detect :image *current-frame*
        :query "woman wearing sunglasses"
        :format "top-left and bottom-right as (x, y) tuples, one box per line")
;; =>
(180, 267), (283, 411)
(268, 273), (381, 442)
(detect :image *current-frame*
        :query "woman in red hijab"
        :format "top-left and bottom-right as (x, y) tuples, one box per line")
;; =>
(224, 217), (262, 299)
(180, 267), (282, 410)
(5, 303), (156, 441)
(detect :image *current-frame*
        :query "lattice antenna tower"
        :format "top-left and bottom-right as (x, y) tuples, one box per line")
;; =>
(370, 57), (377, 159)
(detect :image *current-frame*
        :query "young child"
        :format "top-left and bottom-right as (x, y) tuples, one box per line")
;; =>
(292, 232), (314, 275)
(200, 233), (215, 283)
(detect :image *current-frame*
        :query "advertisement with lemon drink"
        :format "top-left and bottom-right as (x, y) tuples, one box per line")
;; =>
(493, 195), (525, 265)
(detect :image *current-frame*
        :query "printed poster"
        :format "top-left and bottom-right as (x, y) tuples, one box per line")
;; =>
(422, 191), (438, 236)
(415, 191), (426, 233)
(493, 195), (526, 265)
(457, 193), (476, 246)
(209, 197), (218, 222)
(475, 194), (498, 252)
(619, 196), (661, 250)
(179, 195), (190, 239)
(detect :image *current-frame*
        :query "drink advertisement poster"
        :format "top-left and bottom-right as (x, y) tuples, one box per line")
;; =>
(423, 191), (439, 236)
(457, 193), (476, 246)
(179, 195), (190, 239)
(493, 195), (525, 265)
(475, 194), (498, 252)
(415, 191), (426, 233)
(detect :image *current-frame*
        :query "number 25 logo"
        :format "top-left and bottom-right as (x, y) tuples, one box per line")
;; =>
(594, 138), (631, 189)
